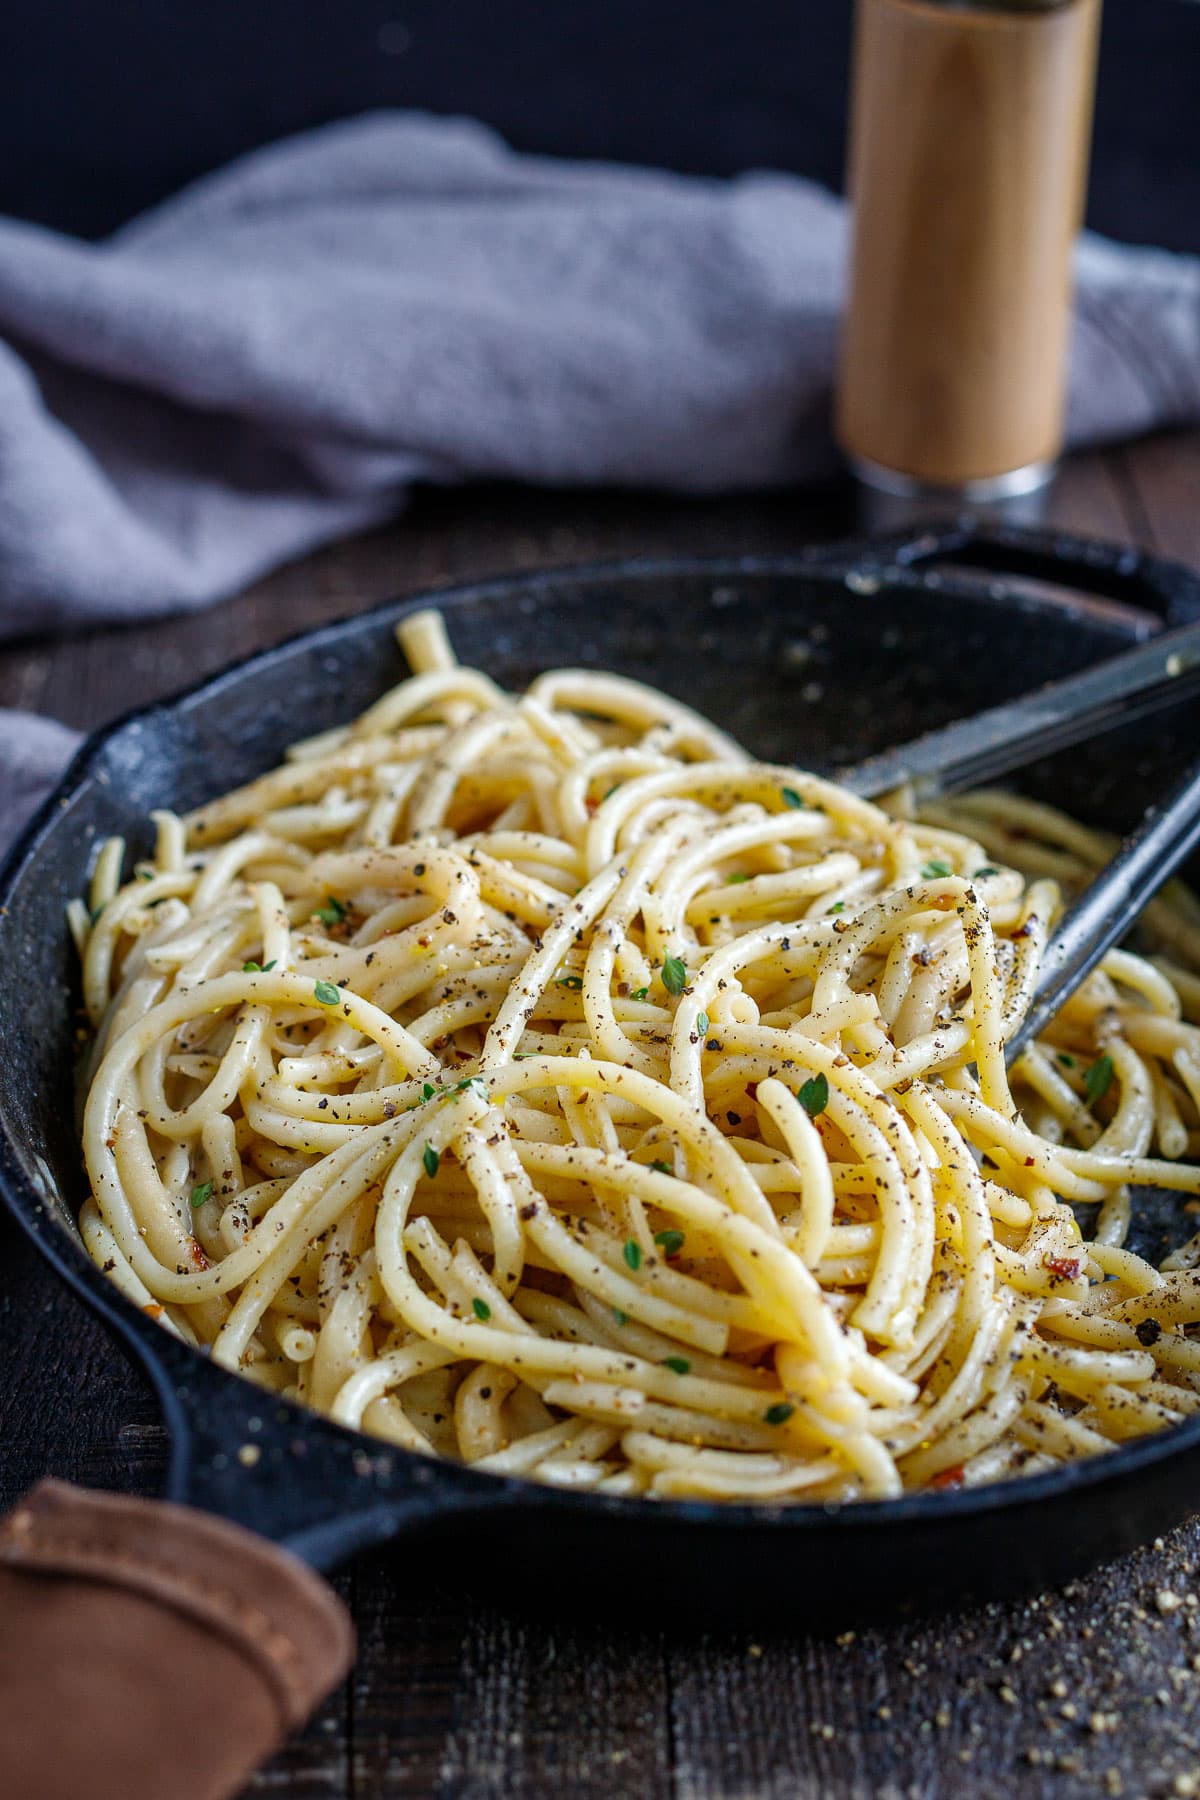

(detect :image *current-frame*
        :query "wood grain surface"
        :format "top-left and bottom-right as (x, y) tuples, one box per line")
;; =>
(4, 438), (1200, 1799)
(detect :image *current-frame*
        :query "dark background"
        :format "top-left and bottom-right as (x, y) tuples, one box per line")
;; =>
(2, 0), (1198, 250)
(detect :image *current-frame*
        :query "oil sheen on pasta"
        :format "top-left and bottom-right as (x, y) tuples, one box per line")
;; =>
(73, 613), (1200, 1502)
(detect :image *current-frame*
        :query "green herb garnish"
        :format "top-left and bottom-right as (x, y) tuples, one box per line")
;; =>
(472, 1298), (492, 1321)
(650, 1160), (674, 1177)
(422, 1143), (440, 1179)
(973, 865), (1001, 879)
(1085, 1054), (1115, 1106)
(781, 787), (805, 810)
(921, 859), (953, 880)
(798, 1073), (829, 1119)
(726, 872), (749, 885)
(696, 1011), (710, 1036)
(829, 901), (844, 914)
(663, 1356), (691, 1375)
(314, 896), (347, 927)
(631, 986), (650, 1002)
(314, 980), (341, 1005)
(1056, 1052), (1076, 1070)
(662, 955), (687, 996)
(655, 1229), (685, 1257)
(612, 1308), (629, 1326)
(764, 1402), (795, 1426)
(189, 1181), (213, 1209)
(556, 974), (584, 991)
(422, 1082), (436, 1100)
(623, 1239), (643, 1272)
(242, 958), (279, 973)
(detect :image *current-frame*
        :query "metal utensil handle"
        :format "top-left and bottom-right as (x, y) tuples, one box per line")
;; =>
(837, 619), (1200, 802)
(1007, 755), (1200, 1064)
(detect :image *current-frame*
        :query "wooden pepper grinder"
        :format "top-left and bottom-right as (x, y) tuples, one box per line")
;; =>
(836, 0), (1103, 523)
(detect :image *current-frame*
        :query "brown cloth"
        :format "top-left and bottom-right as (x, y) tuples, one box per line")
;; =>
(0, 1478), (355, 1800)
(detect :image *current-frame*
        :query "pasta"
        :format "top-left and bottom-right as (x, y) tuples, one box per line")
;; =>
(72, 611), (1200, 1503)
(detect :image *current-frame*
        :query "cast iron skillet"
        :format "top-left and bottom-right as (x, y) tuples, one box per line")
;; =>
(5, 522), (1200, 1626)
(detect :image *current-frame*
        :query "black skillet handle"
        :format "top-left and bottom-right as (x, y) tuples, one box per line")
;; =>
(161, 1347), (508, 1572)
(829, 521), (1200, 629)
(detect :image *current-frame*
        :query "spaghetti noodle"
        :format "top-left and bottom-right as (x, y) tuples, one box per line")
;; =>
(72, 612), (1200, 1501)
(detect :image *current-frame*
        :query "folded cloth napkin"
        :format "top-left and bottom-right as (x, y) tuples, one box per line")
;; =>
(2, 109), (1200, 845)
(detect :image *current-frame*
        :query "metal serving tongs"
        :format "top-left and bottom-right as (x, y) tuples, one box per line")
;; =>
(834, 618), (1200, 1065)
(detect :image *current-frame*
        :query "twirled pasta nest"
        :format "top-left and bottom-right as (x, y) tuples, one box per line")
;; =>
(73, 611), (1200, 1502)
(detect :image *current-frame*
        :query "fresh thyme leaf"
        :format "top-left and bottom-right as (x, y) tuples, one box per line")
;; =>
(314, 896), (348, 927)
(612, 1308), (629, 1326)
(422, 1143), (440, 1179)
(696, 1011), (709, 1036)
(1056, 1052), (1076, 1070)
(663, 1356), (691, 1375)
(798, 1073), (829, 1118)
(650, 1161), (674, 1178)
(556, 974), (584, 990)
(764, 1402), (795, 1426)
(631, 986), (650, 1002)
(623, 1239), (642, 1272)
(829, 901), (844, 914)
(422, 1082), (436, 1100)
(921, 859), (953, 879)
(781, 787), (805, 810)
(1085, 1054), (1115, 1106)
(973, 865), (1001, 878)
(662, 955), (687, 996)
(314, 980), (341, 1005)
(726, 872), (749, 884)
(472, 1298), (492, 1321)
(189, 1181), (213, 1209)
(655, 1229), (685, 1257)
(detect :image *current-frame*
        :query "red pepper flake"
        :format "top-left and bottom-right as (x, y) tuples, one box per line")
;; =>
(1043, 1254), (1083, 1281)
(930, 1465), (965, 1490)
(142, 1303), (164, 1319)
(190, 1241), (211, 1270)
(584, 796), (599, 814)
(1024, 1156), (1036, 1167)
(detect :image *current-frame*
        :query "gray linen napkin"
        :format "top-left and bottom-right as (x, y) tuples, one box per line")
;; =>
(2, 110), (1200, 847)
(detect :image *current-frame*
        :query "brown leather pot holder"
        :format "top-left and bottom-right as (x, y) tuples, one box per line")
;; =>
(0, 1479), (355, 1800)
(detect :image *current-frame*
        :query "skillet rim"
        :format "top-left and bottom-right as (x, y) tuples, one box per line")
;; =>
(3, 547), (1200, 1543)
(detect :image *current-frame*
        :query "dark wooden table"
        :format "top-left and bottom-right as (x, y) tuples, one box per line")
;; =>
(5, 435), (1200, 1799)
